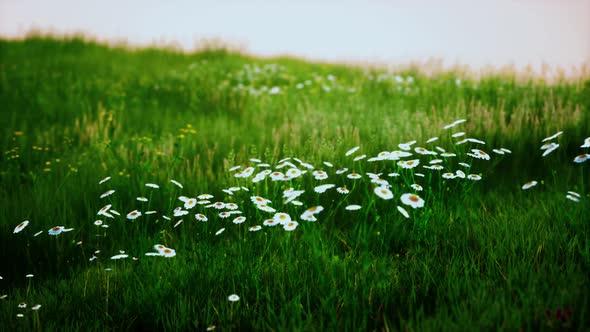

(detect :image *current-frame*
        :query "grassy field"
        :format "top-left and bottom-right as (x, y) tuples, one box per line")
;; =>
(1, 36), (589, 331)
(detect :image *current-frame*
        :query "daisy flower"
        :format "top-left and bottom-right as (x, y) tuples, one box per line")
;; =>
(410, 184), (423, 191)
(397, 206), (410, 218)
(522, 181), (538, 190)
(100, 190), (115, 199)
(161, 247), (176, 258)
(345, 205), (361, 211)
(33, 231), (42, 237)
(429, 165), (444, 171)
(251, 196), (271, 205)
(353, 154), (366, 161)
(198, 194), (214, 200)
(574, 154), (589, 163)
(233, 216), (246, 224)
(568, 191), (581, 198)
(162, 216), (171, 221)
(110, 210), (121, 216)
(229, 165), (240, 172)
(455, 170), (466, 179)
(174, 220), (183, 228)
(429, 159), (443, 164)
(400, 193), (425, 209)
(542, 143), (559, 157)
(173, 208), (188, 217)
(347, 172), (362, 179)
(273, 212), (292, 225)
(94, 220), (103, 226)
(443, 118), (467, 129)
(137, 197), (148, 202)
(145, 183), (159, 188)
(414, 147), (437, 155)
(228, 294), (240, 302)
(195, 214), (208, 222)
(249, 158), (262, 163)
(541, 131), (563, 142)
(18, 303), (27, 309)
(226, 203), (239, 210)
(451, 132), (465, 138)
(145, 211), (157, 215)
(283, 221), (299, 231)
(398, 159), (420, 169)
(440, 152), (457, 158)
(345, 146), (360, 156)
(467, 174), (482, 181)
(500, 148), (512, 154)
(215, 228), (225, 235)
(374, 186), (394, 200)
(184, 198), (197, 209)
(286, 168), (303, 179)
(257, 204), (276, 213)
(263, 219), (280, 226)
(581, 137), (590, 148)
(31, 304), (41, 311)
(13, 220), (29, 234)
(458, 162), (471, 168)
(566, 194), (580, 202)
(336, 187), (349, 194)
(304, 206), (324, 215)
(426, 137), (439, 143)
(290, 200), (303, 206)
(492, 149), (505, 155)
(218, 212), (231, 219)
(388, 172), (400, 177)
(110, 254), (128, 260)
(127, 210), (142, 220)
(314, 184), (335, 193)
(241, 167), (255, 178)
(249, 225), (262, 232)
(442, 173), (456, 179)
(336, 168), (348, 174)
(210, 202), (226, 210)
(270, 171), (285, 181)
(470, 149), (491, 160)
(99, 176), (111, 185)
(312, 170), (328, 180)
(48, 226), (65, 235)
(323, 161), (334, 167)
(170, 179), (183, 188)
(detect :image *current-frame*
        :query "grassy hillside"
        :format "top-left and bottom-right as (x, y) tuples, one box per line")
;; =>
(1, 36), (589, 331)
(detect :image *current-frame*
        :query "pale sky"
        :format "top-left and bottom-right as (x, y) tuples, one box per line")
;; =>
(1, 0), (589, 71)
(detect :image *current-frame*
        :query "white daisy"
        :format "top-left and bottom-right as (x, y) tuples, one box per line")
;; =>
(173, 208), (189, 217)
(470, 149), (490, 160)
(374, 186), (394, 200)
(170, 179), (183, 188)
(400, 193), (425, 209)
(269, 171), (285, 181)
(100, 190), (115, 199)
(48, 226), (65, 235)
(145, 211), (157, 215)
(442, 173), (456, 179)
(312, 170), (328, 180)
(314, 184), (335, 193)
(426, 137), (439, 143)
(323, 161), (334, 167)
(126, 210), (142, 220)
(500, 148), (512, 154)
(353, 154), (366, 161)
(233, 216), (246, 224)
(451, 132), (465, 138)
(145, 183), (159, 188)
(249, 225), (262, 232)
(492, 149), (505, 155)
(574, 154), (589, 163)
(568, 191), (581, 197)
(263, 219), (280, 226)
(410, 184), (423, 191)
(137, 197), (148, 202)
(388, 173), (400, 177)
(347, 173), (362, 179)
(110, 254), (128, 260)
(443, 118), (467, 129)
(541, 131), (563, 142)
(345, 146), (360, 156)
(397, 206), (410, 218)
(440, 152), (457, 158)
(218, 212), (231, 219)
(215, 228), (225, 236)
(249, 158), (262, 163)
(467, 174), (482, 181)
(336, 187), (349, 194)
(566, 194), (580, 202)
(251, 196), (271, 205)
(198, 194), (214, 200)
(184, 198), (197, 209)
(283, 221), (299, 231)
(229, 166), (241, 172)
(13, 220), (29, 234)
(581, 137), (590, 148)
(304, 206), (324, 215)
(522, 181), (538, 190)
(345, 205), (361, 211)
(228, 294), (240, 302)
(99, 176), (111, 185)
(398, 159), (420, 169)
(458, 162), (471, 168)
(273, 213), (292, 225)
(455, 170), (466, 179)
(336, 168), (348, 175)
(33, 231), (42, 237)
(195, 214), (208, 222)
(542, 143), (559, 157)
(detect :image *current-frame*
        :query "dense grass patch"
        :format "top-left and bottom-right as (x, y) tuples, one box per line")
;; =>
(1, 37), (589, 331)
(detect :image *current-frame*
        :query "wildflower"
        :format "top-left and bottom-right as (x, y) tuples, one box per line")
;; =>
(13, 220), (29, 234)
(17, 313), (24, 318)
(137, 197), (148, 202)
(160, 248), (176, 258)
(312, 170), (328, 180)
(541, 131), (563, 142)
(492, 149), (505, 155)
(411, 184), (423, 191)
(249, 225), (262, 232)
(500, 148), (512, 153)
(273, 213), (291, 225)
(48, 226), (65, 235)
(522, 181), (538, 190)
(270, 171), (285, 181)
(301, 213), (317, 221)
(99, 176), (111, 185)
(374, 186), (394, 200)
(26, 274), (33, 278)
(210, 202), (226, 210)
(198, 194), (214, 200)
(401, 193), (425, 209)
(354, 154), (366, 161)
(304, 206), (324, 215)
(314, 184), (335, 193)
(31, 304), (41, 310)
(336, 168), (348, 174)
(33, 231), (42, 237)
(228, 294), (240, 302)
(467, 174), (482, 181)
(126, 210), (142, 220)
(233, 216), (246, 224)
(100, 190), (115, 199)
(145, 211), (157, 215)
(345, 205), (361, 211)
(442, 173), (456, 179)
(440, 152), (457, 158)
(566, 194), (580, 202)
(283, 221), (299, 231)
(470, 149), (491, 160)
(18, 303), (27, 309)
(250, 158), (262, 163)
(568, 191), (581, 198)
(323, 161), (334, 167)
(581, 137), (590, 148)
(429, 165), (444, 171)
(345, 146), (360, 156)
(451, 132), (465, 137)
(251, 196), (271, 205)
(415, 147), (437, 155)
(110, 254), (128, 260)
(443, 118), (467, 129)
(94, 220), (103, 226)
(455, 170), (466, 178)
(263, 219), (280, 226)
(398, 159), (420, 169)
(170, 179), (183, 188)
(145, 183), (159, 188)
(347, 173), (362, 179)
(430, 159), (443, 164)
(229, 165), (240, 172)
(574, 154), (589, 163)
(290, 200), (303, 206)
(215, 228), (225, 235)
(336, 187), (349, 194)
(241, 167), (255, 178)
(542, 143), (559, 157)
(458, 162), (471, 168)
(397, 206), (410, 218)
(388, 172), (400, 177)
(110, 210), (120, 216)
(426, 137), (439, 143)
(162, 216), (171, 220)
(184, 198), (197, 209)
(257, 204), (276, 213)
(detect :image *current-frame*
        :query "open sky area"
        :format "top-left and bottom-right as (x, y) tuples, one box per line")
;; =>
(1, 0), (589, 72)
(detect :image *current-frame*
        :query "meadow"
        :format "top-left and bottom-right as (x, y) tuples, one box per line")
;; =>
(1, 36), (589, 331)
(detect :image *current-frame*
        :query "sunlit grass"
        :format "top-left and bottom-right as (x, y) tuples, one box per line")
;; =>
(1, 36), (589, 331)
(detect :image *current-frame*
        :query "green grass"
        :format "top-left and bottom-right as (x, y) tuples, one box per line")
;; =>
(1, 36), (589, 331)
